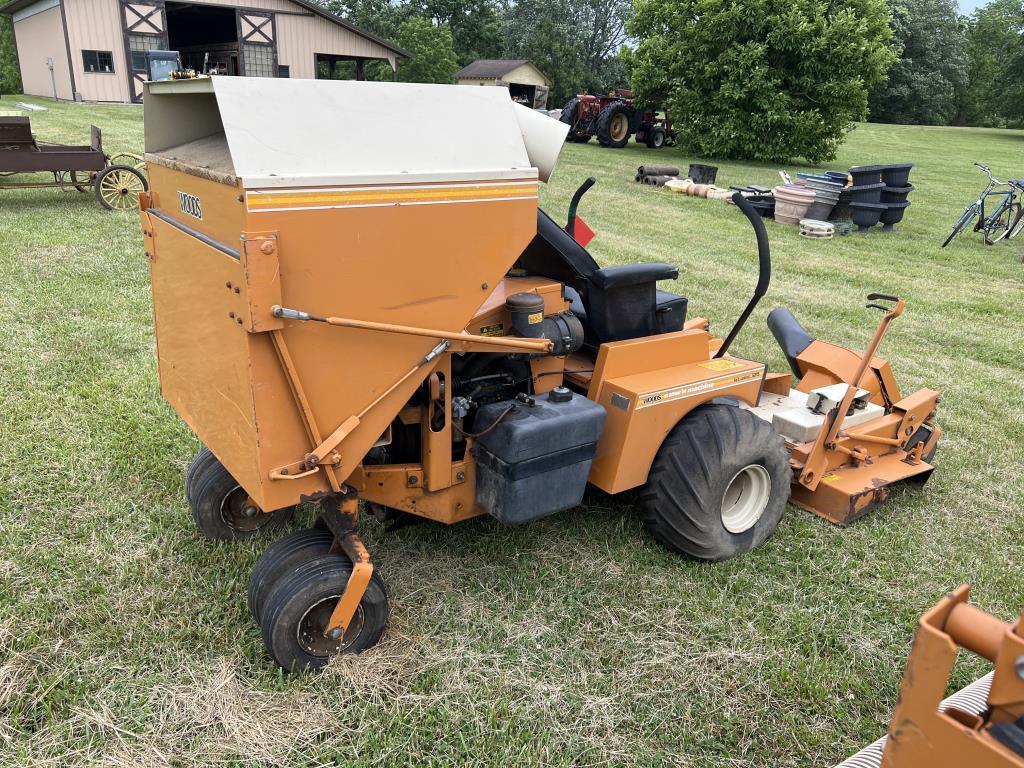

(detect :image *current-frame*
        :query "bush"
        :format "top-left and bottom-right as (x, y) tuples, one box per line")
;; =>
(626, 0), (898, 163)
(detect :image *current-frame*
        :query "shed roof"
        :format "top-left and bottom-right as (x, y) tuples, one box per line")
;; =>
(455, 59), (541, 80)
(0, 0), (412, 59)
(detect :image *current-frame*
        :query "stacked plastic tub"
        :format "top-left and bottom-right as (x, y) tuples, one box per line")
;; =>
(772, 184), (816, 225)
(849, 164), (913, 233)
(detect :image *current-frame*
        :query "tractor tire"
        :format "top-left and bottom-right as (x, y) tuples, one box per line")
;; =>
(638, 404), (791, 561)
(560, 97), (582, 140)
(186, 447), (295, 541)
(260, 554), (389, 671)
(645, 126), (668, 149)
(248, 527), (337, 622)
(596, 102), (632, 148)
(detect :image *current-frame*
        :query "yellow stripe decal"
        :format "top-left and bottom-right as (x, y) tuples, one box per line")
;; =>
(247, 183), (538, 211)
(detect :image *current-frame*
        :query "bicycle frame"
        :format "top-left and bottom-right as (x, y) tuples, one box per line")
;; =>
(944, 163), (1021, 247)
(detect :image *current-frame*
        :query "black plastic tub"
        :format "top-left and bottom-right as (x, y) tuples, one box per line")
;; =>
(881, 184), (914, 204)
(688, 163), (718, 184)
(881, 164), (913, 187)
(849, 182), (885, 204)
(850, 201), (886, 232)
(830, 188), (854, 220)
(879, 200), (911, 232)
(747, 194), (776, 218)
(849, 165), (885, 185)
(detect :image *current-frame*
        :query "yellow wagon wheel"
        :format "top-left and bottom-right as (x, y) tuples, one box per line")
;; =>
(109, 152), (146, 172)
(94, 164), (148, 211)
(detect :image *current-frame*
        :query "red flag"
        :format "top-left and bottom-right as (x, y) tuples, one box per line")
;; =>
(569, 216), (595, 247)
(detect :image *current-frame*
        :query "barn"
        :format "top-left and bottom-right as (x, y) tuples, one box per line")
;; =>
(0, 0), (409, 103)
(455, 59), (550, 109)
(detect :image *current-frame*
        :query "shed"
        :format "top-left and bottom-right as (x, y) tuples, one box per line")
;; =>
(0, 0), (410, 103)
(456, 59), (549, 109)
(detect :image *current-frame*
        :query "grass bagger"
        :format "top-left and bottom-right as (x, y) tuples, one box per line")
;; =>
(138, 77), (941, 670)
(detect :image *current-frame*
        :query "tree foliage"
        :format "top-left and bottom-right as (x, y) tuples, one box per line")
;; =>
(0, 15), (20, 95)
(391, 16), (460, 83)
(868, 0), (968, 125)
(958, 0), (1024, 127)
(626, 0), (898, 163)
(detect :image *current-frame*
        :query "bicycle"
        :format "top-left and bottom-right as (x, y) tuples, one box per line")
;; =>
(942, 163), (1023, 247)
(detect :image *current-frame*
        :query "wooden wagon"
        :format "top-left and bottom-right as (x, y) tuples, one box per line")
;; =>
(0, 115), (148, 210)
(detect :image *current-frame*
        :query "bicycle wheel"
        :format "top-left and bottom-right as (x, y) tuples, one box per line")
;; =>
(984, 202), (1015, 244)
(1007, 202), (1024, 240)
(942, 203), (980, 247)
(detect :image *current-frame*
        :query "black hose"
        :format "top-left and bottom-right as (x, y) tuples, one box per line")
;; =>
(714, 192), (772, 359)
(566, 177), (597, 237)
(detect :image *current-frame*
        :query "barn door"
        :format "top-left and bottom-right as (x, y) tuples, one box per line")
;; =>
(237, 11), (278, 78)
(121, 0), (167, 102)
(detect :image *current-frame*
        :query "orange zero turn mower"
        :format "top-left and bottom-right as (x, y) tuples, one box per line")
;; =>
(138, 77), (942, 670)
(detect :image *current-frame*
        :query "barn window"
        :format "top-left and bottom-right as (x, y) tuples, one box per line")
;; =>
(243, 44), (275, 77)
(129, 34), (163, 72)
(277, 65), (290, 78)
(82, 50), (114, 73)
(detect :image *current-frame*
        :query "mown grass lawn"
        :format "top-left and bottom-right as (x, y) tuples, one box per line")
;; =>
(0, 93), (1022, 767)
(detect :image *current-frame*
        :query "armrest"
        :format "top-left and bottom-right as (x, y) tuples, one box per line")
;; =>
(591, 263), (678, 289)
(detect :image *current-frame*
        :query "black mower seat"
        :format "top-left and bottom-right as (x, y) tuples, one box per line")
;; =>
(565, 285), (685, 329)
(767, 307), (815, 378)
(518, 210), (687, 343)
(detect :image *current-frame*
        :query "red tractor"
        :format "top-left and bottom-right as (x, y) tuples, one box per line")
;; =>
(560, 90), (675, 149)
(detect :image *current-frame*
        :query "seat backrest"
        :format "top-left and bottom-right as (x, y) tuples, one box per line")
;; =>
(516, 209), (600, 291)
(0, 116), (35, 149)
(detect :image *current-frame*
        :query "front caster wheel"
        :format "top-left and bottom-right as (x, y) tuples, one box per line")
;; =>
(186, 448), (295, 541)
(248, 527), (336, 622)
(260, 554), (389, 671)
(638, 404), (791, 561)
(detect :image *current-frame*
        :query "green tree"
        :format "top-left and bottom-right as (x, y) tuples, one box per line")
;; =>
(0, 15), (20, 95)
(626, 0), (898, 163)
(503, 0), (632, 105)
(392, 17), (459, 83)
(411, 0), (503, 66)
(867, 0), (968, 125)
(958, 0), (1024, 127)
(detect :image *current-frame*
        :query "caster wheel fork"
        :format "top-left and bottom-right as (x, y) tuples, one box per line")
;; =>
(258, 492), (388, 671)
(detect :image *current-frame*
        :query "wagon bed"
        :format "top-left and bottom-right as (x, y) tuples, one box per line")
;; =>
(0, 115), (147, 209)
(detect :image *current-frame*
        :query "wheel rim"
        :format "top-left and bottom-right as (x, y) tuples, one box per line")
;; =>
(297, 598), (366, 656)
(99, 168), (145, 210)
(609, 114), (629, 141)
(219, 485), (274, 532)
(720, 464), (771, 534)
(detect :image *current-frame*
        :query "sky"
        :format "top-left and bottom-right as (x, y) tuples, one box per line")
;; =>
(958, 0), (987, 13)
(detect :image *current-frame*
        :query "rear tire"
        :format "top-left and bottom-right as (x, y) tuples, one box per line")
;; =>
(942, 203), (979, 247)
(638, 404), (791, 561)
(260, 554), (389, 671)
(1007, 203), (1024, 240)
(248, 527), (336, 622)
(985, 202), (1017, 244)
(596, 102), (632, 148)
(186, 448), (295, 541)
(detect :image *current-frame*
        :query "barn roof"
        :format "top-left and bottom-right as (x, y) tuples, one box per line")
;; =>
(0, 0), (411, 59)
(456, 59), (537, 80)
